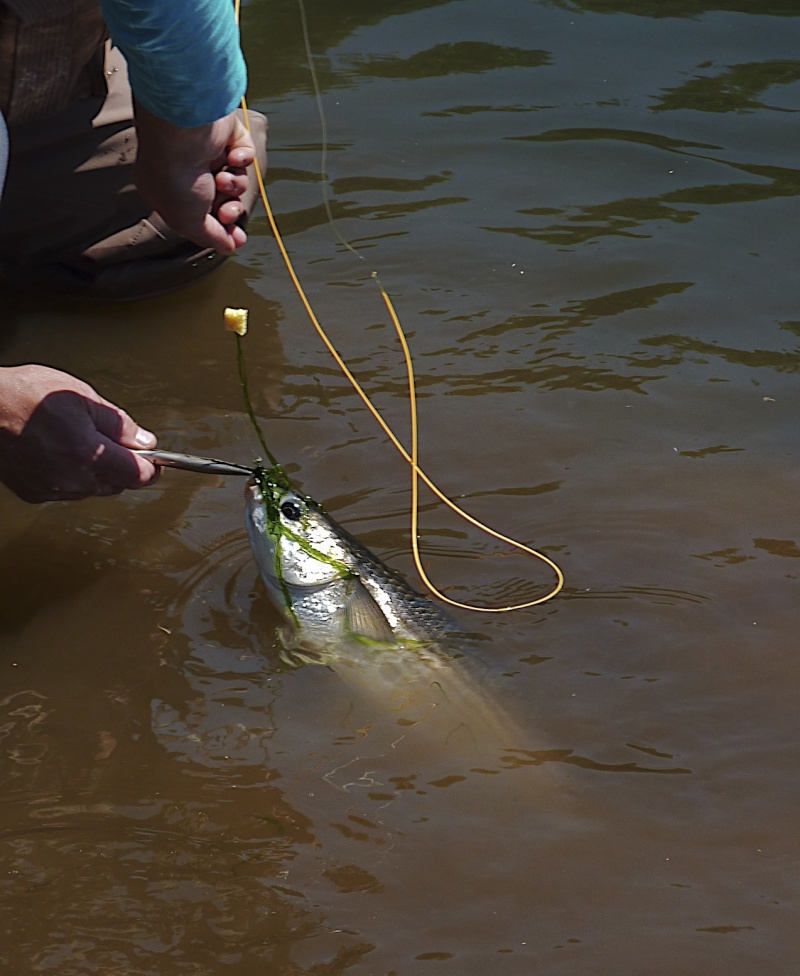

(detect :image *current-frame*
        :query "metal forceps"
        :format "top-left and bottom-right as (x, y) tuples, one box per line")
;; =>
(133, 450), (255, 477)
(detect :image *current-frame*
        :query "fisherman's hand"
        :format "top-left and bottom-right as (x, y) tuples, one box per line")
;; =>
(133, 103), (256, 255)
(0, 366), (159, 504)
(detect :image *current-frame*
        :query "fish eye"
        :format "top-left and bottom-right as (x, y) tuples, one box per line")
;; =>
(280, 499), (303, 521)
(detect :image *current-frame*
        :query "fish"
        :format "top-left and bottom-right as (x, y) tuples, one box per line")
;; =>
(244, 467), (522, 760)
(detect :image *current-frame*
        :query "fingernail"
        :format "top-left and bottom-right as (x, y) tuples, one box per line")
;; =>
(135, 427), (157, 448)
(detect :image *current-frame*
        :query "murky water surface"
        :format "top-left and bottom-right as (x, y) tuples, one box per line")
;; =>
(2, 1), (800, 972)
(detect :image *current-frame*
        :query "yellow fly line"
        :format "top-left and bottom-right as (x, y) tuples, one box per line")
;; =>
(231, 1), (564, 611)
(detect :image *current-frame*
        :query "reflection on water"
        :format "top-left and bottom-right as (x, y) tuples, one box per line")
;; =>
(651, 59), (800, 113)
(2, 0), (800, 972)
(345, 41), (552, 78)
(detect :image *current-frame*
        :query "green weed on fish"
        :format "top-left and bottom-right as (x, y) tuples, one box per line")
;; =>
(251, 462), (354, 629)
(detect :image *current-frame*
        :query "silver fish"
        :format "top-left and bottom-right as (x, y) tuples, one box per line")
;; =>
(244, 473), (521, 755)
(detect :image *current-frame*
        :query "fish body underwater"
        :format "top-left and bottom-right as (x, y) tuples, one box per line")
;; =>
(244, 472), (522, 759)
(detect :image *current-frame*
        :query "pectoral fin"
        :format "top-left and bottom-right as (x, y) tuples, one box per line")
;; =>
(345, 581), (395, 642)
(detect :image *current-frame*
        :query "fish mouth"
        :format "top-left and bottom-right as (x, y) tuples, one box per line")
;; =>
(244, 477), (277, 576)
(244, 479), (267, 529)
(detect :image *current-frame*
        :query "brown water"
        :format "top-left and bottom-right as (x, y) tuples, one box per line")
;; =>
(2, 0), (800, 972)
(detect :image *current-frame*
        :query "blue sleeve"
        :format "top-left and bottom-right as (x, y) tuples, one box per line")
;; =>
(98, 0), (247, 128)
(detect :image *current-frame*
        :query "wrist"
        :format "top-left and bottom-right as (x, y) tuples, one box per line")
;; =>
(134, 101), (215, 165)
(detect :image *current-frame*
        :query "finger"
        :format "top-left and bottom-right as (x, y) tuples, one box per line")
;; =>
(92, 439), (160, 489)
(214, 169), (249, 198)
(215, 199), (246, 226)
(180, 218), (233, 252)
(227, 223), (247, 250)
(212, 217), (247, 250)
(197, 213), (239, 254)
(89, 460), (161, 496)
(210, 205), (247, 248)
(96, 463), (161, 494)
(225, 119), (255, 168)
(227, 144), (255, 169)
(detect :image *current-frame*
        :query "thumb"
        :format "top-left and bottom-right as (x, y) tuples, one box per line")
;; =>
(226, 114), (255, 166)
(126, 423), (158, 450)
(111, 410), (157, 450)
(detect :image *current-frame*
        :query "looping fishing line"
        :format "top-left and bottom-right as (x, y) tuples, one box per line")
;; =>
(232, 0), (564, 611)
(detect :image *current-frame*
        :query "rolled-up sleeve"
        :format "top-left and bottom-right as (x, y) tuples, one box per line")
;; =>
(98, 0), (247, 127)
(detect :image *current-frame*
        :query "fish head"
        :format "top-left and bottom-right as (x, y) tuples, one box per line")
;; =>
(244, 470), (403, 647)
(245, 472), (354, 594)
